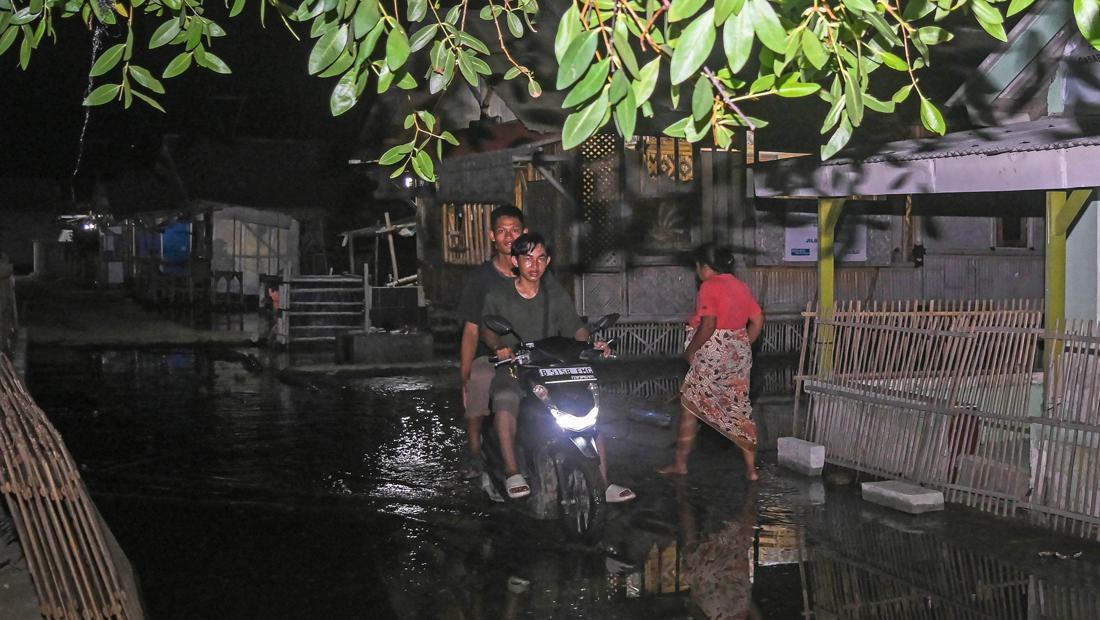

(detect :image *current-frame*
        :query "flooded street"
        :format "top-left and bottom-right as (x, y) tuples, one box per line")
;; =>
(25, 346), (1100, 619)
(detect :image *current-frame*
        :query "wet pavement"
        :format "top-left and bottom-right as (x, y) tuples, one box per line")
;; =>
(22, 345), (1100, 619)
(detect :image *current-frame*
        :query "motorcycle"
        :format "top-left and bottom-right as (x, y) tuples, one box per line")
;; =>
(479, 313), (620, 542)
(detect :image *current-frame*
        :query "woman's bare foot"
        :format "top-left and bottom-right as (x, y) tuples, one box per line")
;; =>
(657, 464), (688, 475)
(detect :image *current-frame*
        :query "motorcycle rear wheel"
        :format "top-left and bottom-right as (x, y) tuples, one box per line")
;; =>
(558, 458), (606, 542)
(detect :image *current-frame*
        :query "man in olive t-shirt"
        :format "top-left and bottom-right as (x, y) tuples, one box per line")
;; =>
(480, 233), (635, 503)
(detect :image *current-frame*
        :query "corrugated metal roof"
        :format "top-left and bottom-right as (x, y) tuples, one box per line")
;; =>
(754, 115), (1100, 197)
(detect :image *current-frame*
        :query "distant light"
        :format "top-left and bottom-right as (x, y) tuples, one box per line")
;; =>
(402, 176), (414, 188)
(83, 221), (96, 231)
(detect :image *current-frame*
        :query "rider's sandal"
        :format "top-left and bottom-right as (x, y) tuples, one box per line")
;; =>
(505, 474), (531, 499)
(605, 484), (636, 503)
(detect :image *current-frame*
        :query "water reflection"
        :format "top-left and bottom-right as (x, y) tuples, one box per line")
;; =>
(22, 347), (1100, 619)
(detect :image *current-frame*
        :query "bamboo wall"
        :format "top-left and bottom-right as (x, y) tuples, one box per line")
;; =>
(797, 300), (1100, 540)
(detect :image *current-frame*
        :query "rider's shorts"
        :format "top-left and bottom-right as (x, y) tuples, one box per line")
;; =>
(489, 365), (524, 415)
(464, 356), (495, 419)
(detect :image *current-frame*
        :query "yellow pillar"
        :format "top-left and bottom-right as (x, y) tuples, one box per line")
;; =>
(1045, 189), (1092, 335)
(818, 198), (846, 371)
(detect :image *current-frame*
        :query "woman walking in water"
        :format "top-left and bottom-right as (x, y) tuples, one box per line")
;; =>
(659, 244), (765, 481)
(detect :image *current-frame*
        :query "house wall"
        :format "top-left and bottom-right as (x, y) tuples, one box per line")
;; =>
(1067, 201), (1100, 322)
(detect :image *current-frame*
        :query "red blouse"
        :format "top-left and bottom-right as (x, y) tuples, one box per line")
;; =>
(690, 273), (762, 330)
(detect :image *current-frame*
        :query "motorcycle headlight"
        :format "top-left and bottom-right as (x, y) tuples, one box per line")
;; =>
(550, 405), (599, 432)
(550, 383), (599, 431)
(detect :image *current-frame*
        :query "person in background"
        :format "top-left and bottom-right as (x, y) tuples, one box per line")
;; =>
(659, 244), (765, 481)
(455, 206), (527, 479)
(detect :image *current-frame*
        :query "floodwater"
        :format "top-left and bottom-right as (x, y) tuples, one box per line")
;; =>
(25, 346), (1100, 619)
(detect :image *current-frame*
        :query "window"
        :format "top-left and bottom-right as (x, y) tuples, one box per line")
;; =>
(442, 203), (495, 265)
(995, 217), (1028, 248)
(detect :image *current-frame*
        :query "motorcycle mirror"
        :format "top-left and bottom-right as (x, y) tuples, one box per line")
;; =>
(484, 315), (514, 335)
(588, 313), (620, 333)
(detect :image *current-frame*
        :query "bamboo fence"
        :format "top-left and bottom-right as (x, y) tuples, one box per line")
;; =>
(0, 354), (143, 618)
(442, 203), (494, 266)
(796, 300), (1100, 540)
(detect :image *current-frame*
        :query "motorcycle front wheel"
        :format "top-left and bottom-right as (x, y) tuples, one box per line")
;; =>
(557, 457), (606, 543)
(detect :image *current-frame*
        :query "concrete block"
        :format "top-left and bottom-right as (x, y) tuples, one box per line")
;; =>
(335, 330), (434, 364)
(861, 480), (944, 514)
(777, 437), (825, 476)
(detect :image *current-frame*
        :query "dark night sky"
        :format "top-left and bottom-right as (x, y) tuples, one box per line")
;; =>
(0, 9), (369, 181)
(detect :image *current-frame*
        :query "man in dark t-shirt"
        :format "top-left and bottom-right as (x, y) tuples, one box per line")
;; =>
(480, 233), (635, 503)
(455, 206), (526, 479)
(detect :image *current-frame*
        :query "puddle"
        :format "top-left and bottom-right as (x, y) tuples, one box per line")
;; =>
(22, 346), (1100, 618)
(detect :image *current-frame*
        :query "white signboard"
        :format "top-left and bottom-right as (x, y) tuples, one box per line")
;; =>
(783, 212), (867, 262)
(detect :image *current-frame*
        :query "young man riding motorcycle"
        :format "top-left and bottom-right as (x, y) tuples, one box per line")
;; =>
(480, 232), (636, 503)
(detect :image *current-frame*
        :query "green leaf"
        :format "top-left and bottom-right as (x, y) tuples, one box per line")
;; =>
(843, 70), (863, 126)
(318, 47), (355, 78)
(229, 0), (246, 18)
(412, 151), (436, 181)
(863, 94), (894, 113)
(563, 57), (611, 107)
(632, 57), (660, 104)
(917, 26), (953, 45)
(132, 89), (166, 113)
(441, 131), (459, 146)
(663, 116), (692, 139)
(407, 0), (426, 22)
(821, 117), (852, 159)
(378, 144), (410, 165)
(801, 30), (828, 70)
(750, 0), (786, 54)
(457, 50), (479, 86)
(668, 0), (707, 22)
(556, 30), (599, 90)
(971, 0), (1003, 25)
(504, 66), (523, 80)
(528, 77), (543, 98)
(976, 19), (1007, 42)
(613, 19), (639, 76)
(507, 12), (524, 38)
(820, 94), (845, 134)
(614, 87), (638, 139)
(554, 4), (581, 62)
(330, 69), (358, 115)
(1007, 0), (1037, 17)
(0, 28), (18, 56)
(457, 31), (490, 55)
(864, 12), (902, 47)
(669, 9), (715, 85)
(891, 83), (913, 103)
(562, 91), (610, 150)
(89, 43), (124, 77)
(200, 51), (231, 74)
(691, 75), (713, 120)
(903, 0), (935, 20)
(749, 74), (775, 93)
(715, 0), (746, 25)
(386, 24), (410, 70)
(83, 83), (120, 106)
(879, 50), (908, 71)
(919, 97), (946, 135)
(310, 25), (348, 75)
(609, 70), (630, 104)
(409, 24), (437, 52)
(162, 52), (192, 78)
(841, 0), (876, 13)
(1076, 0), (1100, 49)
(128, 65), (165, 94)
(723, 8), (754, 73)
(775, 78), (821, 98)
(353, 0), (380, 39)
